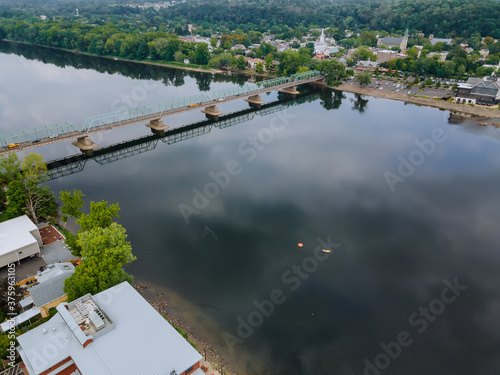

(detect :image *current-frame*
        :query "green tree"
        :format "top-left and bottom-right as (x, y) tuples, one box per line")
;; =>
(64, 222), (136, 301)
(265, 54), (273, 71)
(193, 43), (211, 65)
(5, 180), (27, 219)
(76, 200), (120, 232)
(0, 278), (23, 322)
(236, 55), (246, 70)
(321, 60), (347, 85)
(3, 153), (55, 223)
(136, 41), (149, 60)
(256, 62), (264, 74)
(0, 153), (21, 183)
(59, 189), (85, 228)
(356, 71), (372, 86)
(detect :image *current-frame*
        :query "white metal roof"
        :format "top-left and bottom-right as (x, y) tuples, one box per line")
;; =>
(36, 263), (75, 283)
(19, 296), (34, 308)
(18, 282), (202, 375)
(1, 306), (41, 332)
(0, 215), (38, 257)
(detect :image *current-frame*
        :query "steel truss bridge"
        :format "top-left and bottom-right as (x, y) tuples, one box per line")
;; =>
(45, 94), (313, 181)
(0, 71), (323, 155)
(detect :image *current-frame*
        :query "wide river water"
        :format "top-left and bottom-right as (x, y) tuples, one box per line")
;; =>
(1, 41), (500, 375)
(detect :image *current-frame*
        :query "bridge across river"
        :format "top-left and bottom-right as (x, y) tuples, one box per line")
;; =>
(0, 70), (324, 155)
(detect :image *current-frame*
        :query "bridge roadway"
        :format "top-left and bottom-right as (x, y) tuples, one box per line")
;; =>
(0, 71), (324, 155)
(45, 93), (313, 180)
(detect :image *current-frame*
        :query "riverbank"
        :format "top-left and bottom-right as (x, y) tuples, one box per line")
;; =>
(58, 215), (240, 374)
(332, 83), (500, 119)
(134, 278), (240, 375)
(1, 39), (274, 79)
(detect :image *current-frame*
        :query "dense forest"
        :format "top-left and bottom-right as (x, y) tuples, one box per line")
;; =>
(161, 0), (500, 38)
(0, 0), (498, 80)
(0, 0), (499, 38)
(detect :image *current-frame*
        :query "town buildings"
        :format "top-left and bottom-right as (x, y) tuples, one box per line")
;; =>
(17, 282), (203, 375)
(0, 215), (43, 269)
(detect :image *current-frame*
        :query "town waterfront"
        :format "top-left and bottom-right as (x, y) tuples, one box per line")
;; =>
(2, 42), (500, 375)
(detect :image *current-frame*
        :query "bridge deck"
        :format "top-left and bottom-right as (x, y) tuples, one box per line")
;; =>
(0, 72), (324, 155)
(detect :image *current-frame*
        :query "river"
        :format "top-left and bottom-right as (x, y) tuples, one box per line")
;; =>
(1, 41), (500, 375)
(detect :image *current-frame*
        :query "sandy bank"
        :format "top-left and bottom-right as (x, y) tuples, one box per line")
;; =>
(134, 278), (240, 375)
(333, 83), (500, 119)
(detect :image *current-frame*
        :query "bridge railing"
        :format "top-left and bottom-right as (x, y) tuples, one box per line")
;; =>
(82, 106), (155, 133)
(0, 71), (322, 148)
(1, 122), (78, 146)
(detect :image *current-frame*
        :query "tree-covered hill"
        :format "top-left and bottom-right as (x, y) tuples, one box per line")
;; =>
(159, 0), (500, 38)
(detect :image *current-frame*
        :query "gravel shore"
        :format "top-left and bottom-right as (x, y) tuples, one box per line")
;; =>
(134, 279), (239, 375)
(333, 83), (500, 119)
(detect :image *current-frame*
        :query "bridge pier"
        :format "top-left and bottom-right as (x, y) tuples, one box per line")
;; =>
(308, 78), (327, 89)
(72, 136), (99, 156)
(244, 94), (265, 109)
(201, 105), (223, 121)
(278, 86), (300, 98)
(146, 118), (169, 136)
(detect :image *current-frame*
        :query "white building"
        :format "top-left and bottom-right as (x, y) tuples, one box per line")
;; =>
(17, 282), (203, 375)
(314, 29), (328, 54)
(0, 215), (42, 269)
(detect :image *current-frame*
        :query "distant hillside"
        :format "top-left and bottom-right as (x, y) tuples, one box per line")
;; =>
(159, 0), (500, 38)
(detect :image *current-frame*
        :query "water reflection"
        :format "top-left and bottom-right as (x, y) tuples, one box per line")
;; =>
(2, 42), (500, 375)
(0, 40), (250, 92)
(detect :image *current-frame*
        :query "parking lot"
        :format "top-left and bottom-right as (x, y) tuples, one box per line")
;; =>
(346, 77), (454, 98)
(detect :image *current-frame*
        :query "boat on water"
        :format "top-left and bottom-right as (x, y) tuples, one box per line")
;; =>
(322, 249), (331, 253)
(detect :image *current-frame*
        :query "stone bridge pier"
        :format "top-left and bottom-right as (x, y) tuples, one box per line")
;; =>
(201, 105), (223, 121)
(278, 86), (300, 98)
(146, 119), (169, 136)
(72, 136), (99, 156)
(244, 94), (265, 109)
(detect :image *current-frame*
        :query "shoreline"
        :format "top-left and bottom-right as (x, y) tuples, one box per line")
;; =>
(331, 83), (500, 119)
(133, 277), (240, 375)
(1, 39), (274, 79)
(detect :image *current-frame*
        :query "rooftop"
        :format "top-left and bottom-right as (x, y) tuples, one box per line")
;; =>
(29, 272), (74, 307)
(36, 262), (75, 283)
(0, 215), (38, 257)
(18, 282), (202, 375)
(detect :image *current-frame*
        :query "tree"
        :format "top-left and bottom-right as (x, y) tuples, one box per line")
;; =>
(236, 55), (246, 70)
(60, 189), (85, 229)
(265, 54), (273, 71)
(20, 153), (47, 183)
(64, 223), (136, 301)
(76, 200), (120, 232)
(0, 278), (23, 322)
(356, 71), (372, 86)
(0, 153), (20, 183)
(352, 48), (377, 63)
(321, 60), (347, 86)
(193, 43), (211, 65)
(256, 62), (264, 74)
(0, 187), (6, 212)
(136, 41), (149, 60)
(24, 180), (56, 224)
(5, 180), (27, 219)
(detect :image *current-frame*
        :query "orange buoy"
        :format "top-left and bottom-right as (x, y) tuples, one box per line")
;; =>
(298, 243), (303, 247)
